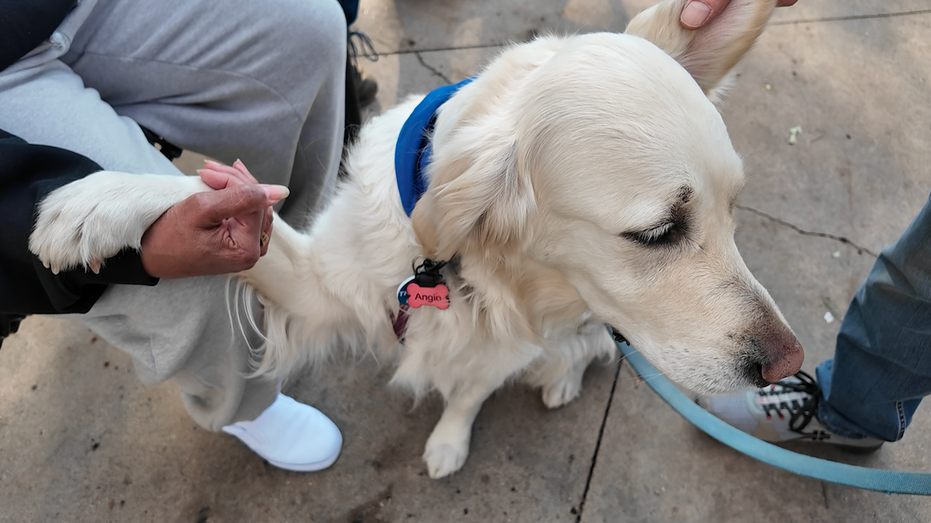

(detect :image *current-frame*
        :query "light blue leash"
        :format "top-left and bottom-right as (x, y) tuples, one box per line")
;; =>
(617, 341), (931, 495)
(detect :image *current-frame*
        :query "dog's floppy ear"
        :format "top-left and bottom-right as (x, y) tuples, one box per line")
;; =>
(411, 129), (534, 261)
(626, 0), (776, 98)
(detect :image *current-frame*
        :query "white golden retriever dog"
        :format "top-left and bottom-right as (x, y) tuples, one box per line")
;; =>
(30, 0), (803, 478)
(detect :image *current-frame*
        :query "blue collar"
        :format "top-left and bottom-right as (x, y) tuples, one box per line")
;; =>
(394, 77), (475, 217)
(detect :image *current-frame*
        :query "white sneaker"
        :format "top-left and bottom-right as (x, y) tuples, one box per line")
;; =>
(222, 394), (342, 471)
(697, 371), (883, 452)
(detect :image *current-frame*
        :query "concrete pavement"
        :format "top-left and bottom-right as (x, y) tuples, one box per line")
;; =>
(2, 0), (930, 521)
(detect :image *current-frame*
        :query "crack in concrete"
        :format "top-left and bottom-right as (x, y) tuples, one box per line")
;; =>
(414, 51), (452, 84)
(576, 361), (622, 523)
(736, 204), (879, 257)
(771, 8), (931, 26)
(387, 43), (499, 56)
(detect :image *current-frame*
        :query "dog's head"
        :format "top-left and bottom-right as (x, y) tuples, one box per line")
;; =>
(412, 0), (802, 394)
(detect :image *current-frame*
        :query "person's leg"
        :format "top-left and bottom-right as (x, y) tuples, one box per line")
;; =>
(0, 0), (343, 439)
(0, 1), (174, 175)
(76, 277), (281, 430)
(817, 192), (931, 442)
(60, 0), (346, 229)
(0, 56), (279, 430)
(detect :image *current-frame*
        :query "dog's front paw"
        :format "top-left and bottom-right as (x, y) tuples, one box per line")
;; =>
(424, 442), (469, 479)
(423, 429), (471, 479)
(542, 371), (584, 409)
(29, 171), (208, 274)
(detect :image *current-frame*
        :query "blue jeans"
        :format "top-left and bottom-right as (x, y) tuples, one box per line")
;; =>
(816, 192), (931, 442)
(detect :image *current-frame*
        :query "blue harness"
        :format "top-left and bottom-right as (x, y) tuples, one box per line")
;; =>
(394, 77), (474, 217)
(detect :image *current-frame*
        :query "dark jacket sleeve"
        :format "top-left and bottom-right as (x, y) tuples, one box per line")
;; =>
(0, 0), (77, 72)
(0, 129), (159, 346)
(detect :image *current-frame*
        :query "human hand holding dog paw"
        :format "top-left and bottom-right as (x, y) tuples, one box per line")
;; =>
(197, 159), (277, 257)
(140, 160), (287, 279)
(680, 0), (798, 30)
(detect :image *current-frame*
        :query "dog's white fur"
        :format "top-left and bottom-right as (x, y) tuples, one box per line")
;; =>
(30, 0), (803, 479)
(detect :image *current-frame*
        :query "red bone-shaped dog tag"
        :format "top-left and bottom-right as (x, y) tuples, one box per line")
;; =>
(406, 283), (450, 310)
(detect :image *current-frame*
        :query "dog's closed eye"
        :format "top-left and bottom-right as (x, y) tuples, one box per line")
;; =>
(622, 221), (683, 246)
(622, 186), (692, 247)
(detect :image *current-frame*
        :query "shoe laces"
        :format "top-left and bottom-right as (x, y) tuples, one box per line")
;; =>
(348, 30), (379, 65)
(758, 370), (831, 440)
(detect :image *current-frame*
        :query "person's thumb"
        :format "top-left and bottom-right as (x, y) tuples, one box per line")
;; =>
(198, 184), (287, 224)
(680, 0), (729, 29)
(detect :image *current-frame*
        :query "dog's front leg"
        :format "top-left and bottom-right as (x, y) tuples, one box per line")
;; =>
(423, 378), (499, 479)
(29, 172), (209, 274)
(538, 321), (616, 409)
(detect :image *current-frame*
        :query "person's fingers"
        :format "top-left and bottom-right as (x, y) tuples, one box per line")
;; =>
(203, 159), (246, 179)
(221, 208), (265, 266)
(262, 184), (289, 202)
(198, 227), (262, 272)
(199, 161), (287, 216)
(202, 158), (258, 186)
(208, 197), (266, 270)
(259, 207), (274, 256)
(194, 184), (281, 225)
(194, 171), (289, 208)
(198, 166), (244, 190)
(680, 0), (728, 29)
(199, 159), (255, 189)
(259, 209), (273, 256)
(200, 160), (249, 187)
(232, 159), (260, 185)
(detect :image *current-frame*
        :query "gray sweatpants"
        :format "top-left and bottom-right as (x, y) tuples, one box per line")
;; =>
(0, 0), (346, 430)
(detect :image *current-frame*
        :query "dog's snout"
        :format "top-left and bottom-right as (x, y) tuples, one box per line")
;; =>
(758, 328), (804, 384)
